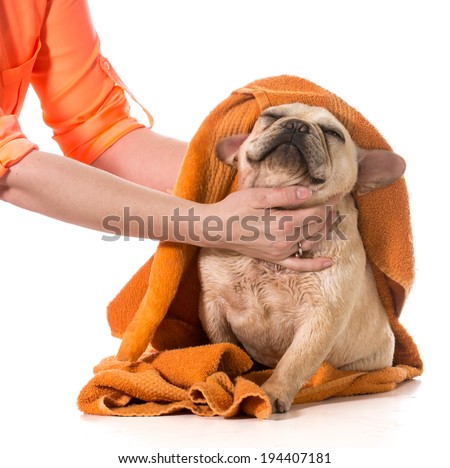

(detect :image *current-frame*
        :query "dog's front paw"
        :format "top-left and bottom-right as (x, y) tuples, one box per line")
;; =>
(261, 381), (293, 414)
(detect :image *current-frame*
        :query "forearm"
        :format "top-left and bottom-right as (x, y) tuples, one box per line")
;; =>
(0, 149), (336, 271)
(0, 150), (201, 241)
(91, 128), (187, 192)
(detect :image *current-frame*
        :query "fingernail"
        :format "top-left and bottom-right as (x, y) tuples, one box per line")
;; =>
(323, 260), (333, 268)
(296, 187), (311, 199)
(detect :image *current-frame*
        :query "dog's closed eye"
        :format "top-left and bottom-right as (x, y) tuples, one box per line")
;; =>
(260, 110), (281, 120)
(321, 127), (345, 142)
(259, 113), (279, 127)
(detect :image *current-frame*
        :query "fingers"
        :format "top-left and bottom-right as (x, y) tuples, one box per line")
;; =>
(276, 256), (333, 273)
(272, 207), (325, 245)
(250, 185), (342, 211)
(251, 186), (312, 209)
(275, 196), (341, 243)
(295, 237), (316, 253)
(274, 236), (332, 273)
(214, 187), (342, 270)
(279, 200), (337, 227)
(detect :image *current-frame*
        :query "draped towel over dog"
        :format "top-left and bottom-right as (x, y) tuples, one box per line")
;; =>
(78, 76), (422, 418)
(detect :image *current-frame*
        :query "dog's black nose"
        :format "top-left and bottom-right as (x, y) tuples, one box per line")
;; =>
(281, 119), (310, 134)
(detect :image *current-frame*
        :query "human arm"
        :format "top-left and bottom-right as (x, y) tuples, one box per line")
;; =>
(0, 149), (332, 271)
(91, 127), (187, 193)
(0, 0), (332, 270)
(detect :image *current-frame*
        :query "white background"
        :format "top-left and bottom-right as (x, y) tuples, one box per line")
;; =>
(1, 0), (449, 466)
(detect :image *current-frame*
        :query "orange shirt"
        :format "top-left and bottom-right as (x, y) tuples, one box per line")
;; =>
(0, 0), (145, 178)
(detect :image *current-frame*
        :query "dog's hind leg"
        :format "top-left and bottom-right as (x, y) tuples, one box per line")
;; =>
(199, 296), (239, 345)
(339, 334), (395, 372)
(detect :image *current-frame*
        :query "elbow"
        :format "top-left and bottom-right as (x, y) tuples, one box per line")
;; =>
(0, 153), (34, 206)
(0, 174), (21, 205)
(0, 184), (12, 204)
(0, 175), (7, 202)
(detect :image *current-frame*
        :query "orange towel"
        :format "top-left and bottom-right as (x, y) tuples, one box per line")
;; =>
(79, 75), (422, 417)
(77, 343), (420, 418)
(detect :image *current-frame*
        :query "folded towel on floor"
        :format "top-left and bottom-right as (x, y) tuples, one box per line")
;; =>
(77, 343), (420, 417)
(79, 75), (423, 417)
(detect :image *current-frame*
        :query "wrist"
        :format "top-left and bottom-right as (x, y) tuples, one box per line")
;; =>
(152, 199), (207, 247)
(166, 201), (230, 249)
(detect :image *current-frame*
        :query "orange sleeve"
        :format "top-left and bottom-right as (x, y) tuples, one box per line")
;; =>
(0, 109), (38, 178)
(31, 0), (145, 165)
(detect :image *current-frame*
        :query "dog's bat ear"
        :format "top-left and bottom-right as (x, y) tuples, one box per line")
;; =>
(355, 148), (406, 195)
(215, 134), (249, 167)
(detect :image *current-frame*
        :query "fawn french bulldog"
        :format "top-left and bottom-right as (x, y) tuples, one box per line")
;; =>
(198, 103), (405, 413)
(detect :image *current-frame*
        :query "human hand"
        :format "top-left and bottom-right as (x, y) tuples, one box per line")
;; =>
(198, 186), (338, 272)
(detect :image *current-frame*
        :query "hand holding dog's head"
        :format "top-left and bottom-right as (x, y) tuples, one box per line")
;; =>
(216, 103), (405, 202)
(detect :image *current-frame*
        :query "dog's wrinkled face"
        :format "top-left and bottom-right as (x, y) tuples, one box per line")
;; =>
(216, 103), (405, 204)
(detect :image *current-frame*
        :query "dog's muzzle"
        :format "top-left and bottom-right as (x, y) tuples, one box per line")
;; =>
(247, 118), (330, 183)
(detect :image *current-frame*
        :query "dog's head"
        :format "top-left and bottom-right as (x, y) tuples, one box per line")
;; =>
(216, 103), (405, 203)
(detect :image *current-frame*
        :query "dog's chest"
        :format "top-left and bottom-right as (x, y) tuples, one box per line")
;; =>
(199, 251), (339, 367)
(231, 269), (321, 366)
